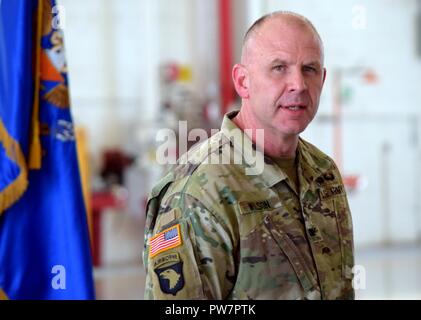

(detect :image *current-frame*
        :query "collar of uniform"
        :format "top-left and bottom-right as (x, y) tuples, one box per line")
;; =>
(220, 110), (287, 188)
(297, 137), (334, 193)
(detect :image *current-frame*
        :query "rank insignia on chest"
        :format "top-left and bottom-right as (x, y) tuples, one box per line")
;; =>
(149, 224), (182, 258)
(154, 253), (185, 296)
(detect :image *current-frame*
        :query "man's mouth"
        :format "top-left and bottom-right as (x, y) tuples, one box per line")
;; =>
(281, 104), (306, 111)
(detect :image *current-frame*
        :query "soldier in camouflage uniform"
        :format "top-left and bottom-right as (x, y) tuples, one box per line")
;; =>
(143, 11), (355, 300)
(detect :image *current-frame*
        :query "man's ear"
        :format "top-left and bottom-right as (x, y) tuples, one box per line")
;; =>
(322, 67), (327, 84)
(232, 64), (249, 99)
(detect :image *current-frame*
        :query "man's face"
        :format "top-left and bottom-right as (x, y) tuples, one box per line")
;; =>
(242, 19), (326, 138)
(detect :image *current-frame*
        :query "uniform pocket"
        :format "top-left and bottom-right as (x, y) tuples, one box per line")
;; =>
(235, 209), (319, 299)
(263, 214), (318, 293)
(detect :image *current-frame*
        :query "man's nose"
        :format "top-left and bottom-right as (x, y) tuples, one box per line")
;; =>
(287, 70), (307, 92)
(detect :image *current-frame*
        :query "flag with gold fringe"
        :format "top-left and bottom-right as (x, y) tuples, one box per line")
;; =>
(0, 0), (95, 299)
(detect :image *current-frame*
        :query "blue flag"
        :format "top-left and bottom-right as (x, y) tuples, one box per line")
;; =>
(0, 0), (95, 299)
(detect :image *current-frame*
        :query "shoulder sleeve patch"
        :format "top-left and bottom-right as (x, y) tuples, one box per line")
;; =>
(153, 252), (185, 296)
(149, 224), (182, 258)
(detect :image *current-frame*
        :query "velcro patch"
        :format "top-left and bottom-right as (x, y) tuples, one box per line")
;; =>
(319, 184), (345, 200)
(149, 224), (182, 258)
(157, 208), (179, 229)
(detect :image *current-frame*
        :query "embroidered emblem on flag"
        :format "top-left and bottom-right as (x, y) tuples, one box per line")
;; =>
(149, 224), (182, 258)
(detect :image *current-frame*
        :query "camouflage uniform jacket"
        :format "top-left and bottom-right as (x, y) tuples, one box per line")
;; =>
(143, 111), (355, 300)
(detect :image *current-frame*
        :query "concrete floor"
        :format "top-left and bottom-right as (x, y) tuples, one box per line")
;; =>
(93, 209), (145, 300)
(354, 244), (421, 299)
(94, 263), (145, 300)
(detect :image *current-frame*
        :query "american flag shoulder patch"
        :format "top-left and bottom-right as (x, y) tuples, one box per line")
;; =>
(149, 224), (182, 258)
